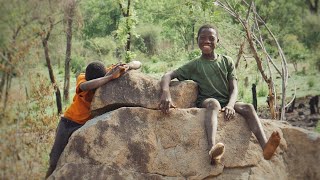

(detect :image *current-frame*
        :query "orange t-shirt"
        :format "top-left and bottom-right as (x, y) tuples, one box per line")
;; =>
(63, 73), (95, 124)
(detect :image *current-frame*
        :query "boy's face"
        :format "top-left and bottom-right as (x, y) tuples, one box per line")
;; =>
(198, 28), (219, 55)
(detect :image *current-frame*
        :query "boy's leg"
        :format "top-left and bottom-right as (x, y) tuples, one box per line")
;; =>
(45, 117), (82, 178)
(234, 102), (280, 160)
(202, 98), (225, 164)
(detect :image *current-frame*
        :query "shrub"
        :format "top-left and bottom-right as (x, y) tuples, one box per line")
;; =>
(83, 36), (116, 56)
(307, 78), (315, 88)
(142, 65), (151, 74)
(134, 24), (161, 55)
(188, 49), (201, 60)
(71, 56), (86, 76)
(258, 85), (268, 97)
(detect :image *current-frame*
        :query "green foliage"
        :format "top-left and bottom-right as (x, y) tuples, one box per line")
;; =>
(302, 14), (320, 50)
(282, 34), (308, 70)
(316, 121), (320, 133)
(80, 0), (121, 38)
(83, 36), (117, 56)
(142, 64), (151, 73)
(307, 78), (315, 89)
(134, 24), (160, 55)
(188, 49), (201, 60)
(124, 51), (136, 63)
(257, 85), (268, 97)
(71, 55), (86, 76)
(157, 47), (187, 62)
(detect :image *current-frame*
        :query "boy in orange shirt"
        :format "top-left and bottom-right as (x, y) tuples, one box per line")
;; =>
(45, 61), (141, 178)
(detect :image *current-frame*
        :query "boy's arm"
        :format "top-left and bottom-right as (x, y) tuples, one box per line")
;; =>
(223, 78), (238, 120)
(227, 78), (238, 108)
(79, 68), (124, 91)
(159, 71), (178, 114)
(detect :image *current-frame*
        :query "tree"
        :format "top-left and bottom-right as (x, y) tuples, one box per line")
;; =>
(63, 0), (76, 103)
(215, 0), (290, 120)
(0, 0), (38, 111)
(282, 34), (307, 72)
(117, 0), (138, 62)
(80, 0), (121, 38)
(37, 0), (63, 114)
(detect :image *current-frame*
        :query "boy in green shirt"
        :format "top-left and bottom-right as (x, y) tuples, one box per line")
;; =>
(159, 24), (280, 165)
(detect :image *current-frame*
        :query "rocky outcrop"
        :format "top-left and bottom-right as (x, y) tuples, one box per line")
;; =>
(50, 108), (320, 179)
(49, 71), (320, 179)
(91, 71), (198, 115)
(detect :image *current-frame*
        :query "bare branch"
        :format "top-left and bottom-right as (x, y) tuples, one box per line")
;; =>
(245, 1), (253, 22)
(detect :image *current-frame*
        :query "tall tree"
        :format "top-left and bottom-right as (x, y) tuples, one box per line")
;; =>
(63, 0), (76, 103)
(80, 0), (121, 38)
(38, 0), (63, 114)
(117, 0), (138, 62)
(0, 0), (38, 111)
(119, 0), (132, 52)
(215, 0), (290, 120)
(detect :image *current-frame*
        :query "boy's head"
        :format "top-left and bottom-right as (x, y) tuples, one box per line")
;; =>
(197, 24), (219, 55)
(85, 61), (106, 81)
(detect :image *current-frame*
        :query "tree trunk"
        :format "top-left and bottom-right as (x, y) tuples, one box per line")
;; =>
(3, 72), (12, 111)
(42, 38), (62, 114)
(191, 22), (195, 50)
(243, 22), (277, 119)
(125, 0), (131, 53)
(0, 72), (6, 99)
(306, 0), (319, 14)
(252, 84), (257, 111)
(293, 62), (298, 72)
(63, 0), (75, 103)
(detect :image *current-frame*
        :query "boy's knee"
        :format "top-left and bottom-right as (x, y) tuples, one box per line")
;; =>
(239, 103), (255, 113)
(203, 99), (221, 110)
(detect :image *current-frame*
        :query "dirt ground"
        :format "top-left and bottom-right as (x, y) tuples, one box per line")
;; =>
(258, 96), (320, 132)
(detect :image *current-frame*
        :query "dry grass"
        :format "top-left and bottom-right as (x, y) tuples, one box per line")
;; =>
(0, 74), (59, 179)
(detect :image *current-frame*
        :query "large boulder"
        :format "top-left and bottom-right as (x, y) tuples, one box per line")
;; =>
(91, 71), (198, 115)
(49, 107), (320, 179)
(50, 71), (320, 179)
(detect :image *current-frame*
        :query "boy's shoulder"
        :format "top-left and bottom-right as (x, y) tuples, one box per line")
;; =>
(77, 73), (86, 81)
(220, 54), (233, 61)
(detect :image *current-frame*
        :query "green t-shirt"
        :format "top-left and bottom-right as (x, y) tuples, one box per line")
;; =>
(175, 54), (237, 107)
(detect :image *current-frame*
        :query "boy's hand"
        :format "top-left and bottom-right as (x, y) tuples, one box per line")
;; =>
(159, 90), (176, 114)
(111, 65), (129, 79)
(221, 106), (235, 121)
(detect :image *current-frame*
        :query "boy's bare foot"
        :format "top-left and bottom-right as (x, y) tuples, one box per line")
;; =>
(263, 131), (281, 160)
(209, 142), (225, 165)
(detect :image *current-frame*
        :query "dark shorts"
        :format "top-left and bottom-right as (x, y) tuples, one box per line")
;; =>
(48, 117), (82, 171)
(196, 98), (228, 108)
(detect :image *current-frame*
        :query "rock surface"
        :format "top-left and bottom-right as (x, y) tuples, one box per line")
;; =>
(50, 71), (320, 179)
(50, 108), (320, 180)
(91, 71), (198, 115)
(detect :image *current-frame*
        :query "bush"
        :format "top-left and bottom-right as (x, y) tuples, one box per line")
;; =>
(134, 25), (160, 55)
(257, 85), (268, 97)
(307, 78), (315, 88)
(157, 47), (186, 62)
(188, 49), (201, 60)
(83, 36), (116, 56)
(71, 55), (86, 76)
(142, 65), (151, 74)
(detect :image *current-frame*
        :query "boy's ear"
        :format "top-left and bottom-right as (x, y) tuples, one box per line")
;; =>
(217, 38), (220, 43)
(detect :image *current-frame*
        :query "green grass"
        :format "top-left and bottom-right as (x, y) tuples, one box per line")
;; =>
(316, 121), (320, 133)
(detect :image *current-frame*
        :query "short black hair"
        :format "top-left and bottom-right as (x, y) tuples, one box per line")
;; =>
(85, 61), (106, 81)
(197, 24), (219, 40)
